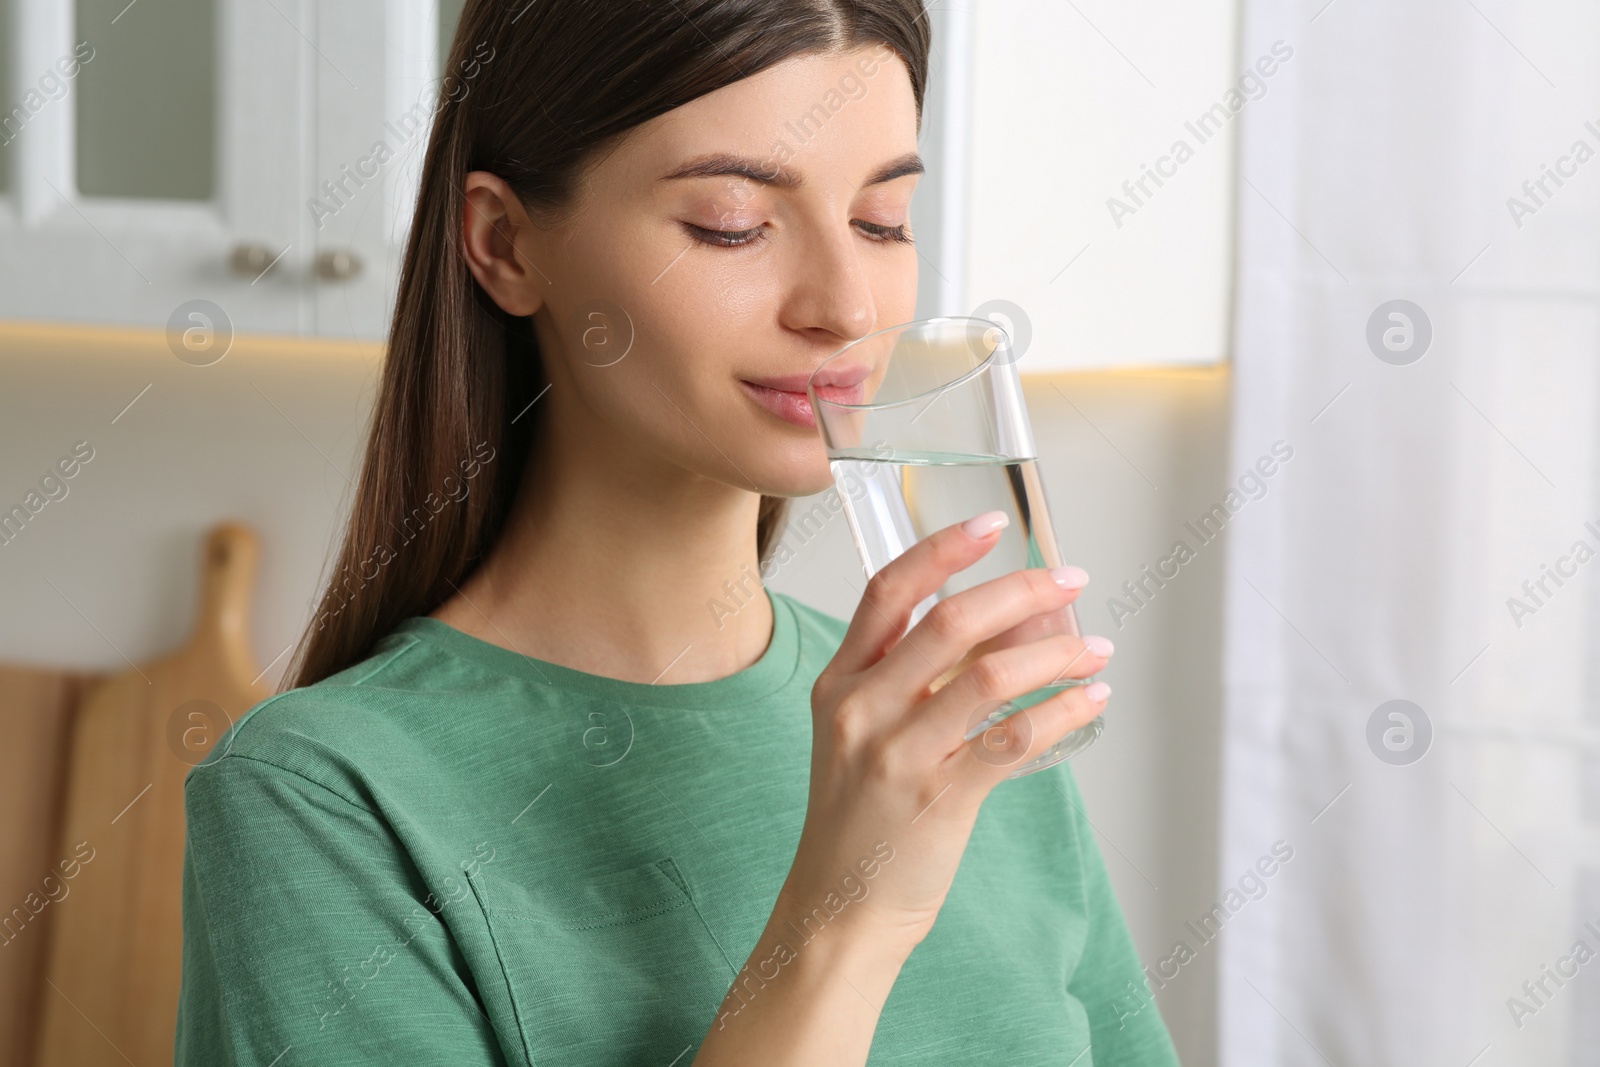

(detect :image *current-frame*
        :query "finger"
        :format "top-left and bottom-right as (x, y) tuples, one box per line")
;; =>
(944, 680), (1111, 784)
(899, 633), (1112, 757)
(828, 510), (1013, 677)
(862, 563), (1090, 704)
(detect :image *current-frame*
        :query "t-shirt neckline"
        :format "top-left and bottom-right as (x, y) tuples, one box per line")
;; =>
(387, 588), (801, 708)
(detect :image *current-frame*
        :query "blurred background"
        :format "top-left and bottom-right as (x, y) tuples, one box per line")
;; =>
(0, 0), (1591, 1064)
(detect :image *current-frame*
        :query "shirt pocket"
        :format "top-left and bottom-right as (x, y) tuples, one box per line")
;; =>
(468, 856), (737, 1066)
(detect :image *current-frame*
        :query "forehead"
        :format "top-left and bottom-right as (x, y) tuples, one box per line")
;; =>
(606, 45), (919, 191)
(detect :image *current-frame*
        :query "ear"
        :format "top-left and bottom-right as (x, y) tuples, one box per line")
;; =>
(459, 171), (548, 317)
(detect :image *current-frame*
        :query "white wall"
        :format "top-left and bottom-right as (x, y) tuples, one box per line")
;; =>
(0, 324), (382, 680)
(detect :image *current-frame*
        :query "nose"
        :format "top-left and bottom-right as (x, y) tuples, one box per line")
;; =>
(779, 217), (877, 346)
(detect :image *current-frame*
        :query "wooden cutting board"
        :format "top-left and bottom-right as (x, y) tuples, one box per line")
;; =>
(33, 522), (270, 1067)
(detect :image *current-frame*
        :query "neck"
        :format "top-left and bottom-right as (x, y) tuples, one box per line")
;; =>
(429, 411), (776, 686)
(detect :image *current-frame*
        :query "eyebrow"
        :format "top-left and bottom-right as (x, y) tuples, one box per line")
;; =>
(658, 150), (924, 190)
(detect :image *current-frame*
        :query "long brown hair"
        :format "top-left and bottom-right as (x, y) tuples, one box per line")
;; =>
(285, 0), (931, 689)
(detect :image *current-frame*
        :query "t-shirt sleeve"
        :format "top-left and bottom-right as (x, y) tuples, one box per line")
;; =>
(175, 753), (507, 1065)
(1059, 769), (1182, 1066)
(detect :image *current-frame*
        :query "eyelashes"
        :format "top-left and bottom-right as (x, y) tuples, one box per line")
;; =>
(681, 220), (914, 249)
(682, 223), (766, 249)
(856, 221), (915, 245)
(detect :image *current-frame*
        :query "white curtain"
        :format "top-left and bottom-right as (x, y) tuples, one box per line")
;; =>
(1221, 1), (1600, 1064)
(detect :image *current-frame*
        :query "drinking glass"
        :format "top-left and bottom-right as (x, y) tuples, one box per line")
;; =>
(807, 315), (1103, 778)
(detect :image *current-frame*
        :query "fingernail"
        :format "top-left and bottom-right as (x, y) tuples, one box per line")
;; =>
(1085, 681), (1111, 703)
(1084, 635), (1114, 658)
(1049, 565), (1089, 589)
(961, 510), (1009, 538)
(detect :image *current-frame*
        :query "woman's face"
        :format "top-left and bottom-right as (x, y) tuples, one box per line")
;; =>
(462, 45), (921, 499)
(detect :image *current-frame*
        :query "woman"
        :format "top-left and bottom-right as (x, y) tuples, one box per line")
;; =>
(174, 1), (1180, 1064)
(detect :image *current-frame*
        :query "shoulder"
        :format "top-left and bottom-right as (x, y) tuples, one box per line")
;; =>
(184, 626), (439, 811)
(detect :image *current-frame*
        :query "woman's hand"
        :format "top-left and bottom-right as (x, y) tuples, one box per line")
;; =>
(693, 510), (1111, 1067)
(785, 509), (1111, 947)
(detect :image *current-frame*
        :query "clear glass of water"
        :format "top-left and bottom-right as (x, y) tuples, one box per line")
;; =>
(806, 315), (1103, 778)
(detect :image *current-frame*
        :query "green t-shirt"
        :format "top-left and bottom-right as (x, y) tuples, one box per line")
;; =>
(175, 589), (1179, 1066)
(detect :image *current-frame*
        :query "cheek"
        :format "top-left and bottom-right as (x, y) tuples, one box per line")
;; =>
(543, 270), (740, 444)
(663, 252), (780, 327)
(600, 257), (780, 411)
(875, 256), (919, 325)
(656, 244), (917, 339)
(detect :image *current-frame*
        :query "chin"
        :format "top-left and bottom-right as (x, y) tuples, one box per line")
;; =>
(742, 440), (838, 499)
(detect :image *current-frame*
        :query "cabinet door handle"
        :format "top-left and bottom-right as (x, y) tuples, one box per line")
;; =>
(314, 249), (363, 282)
(228, 242), (283, 278)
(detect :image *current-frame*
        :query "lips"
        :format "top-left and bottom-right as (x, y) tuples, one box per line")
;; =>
(739, 381), (816, 428)
(739, 363), (871, 430)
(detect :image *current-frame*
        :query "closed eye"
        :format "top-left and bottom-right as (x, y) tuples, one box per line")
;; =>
(682, 223), (766, 248)
(856, 220), (913, 245)
(680, 220), (914, 249)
